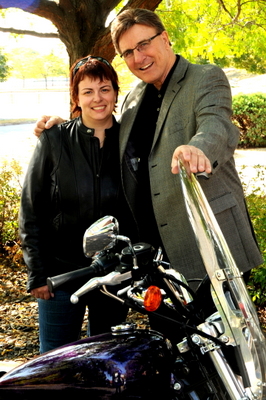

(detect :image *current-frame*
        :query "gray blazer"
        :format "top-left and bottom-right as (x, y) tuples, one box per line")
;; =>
(119, 55), (263, 281)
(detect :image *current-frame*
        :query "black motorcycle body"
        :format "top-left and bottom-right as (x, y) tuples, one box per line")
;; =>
(0, 306), (228, 400)
(1, 160), (265, 400)
(0, 329), (173, 399)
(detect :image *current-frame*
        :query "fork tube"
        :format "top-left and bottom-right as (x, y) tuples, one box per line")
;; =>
(209, 348), (248, 400)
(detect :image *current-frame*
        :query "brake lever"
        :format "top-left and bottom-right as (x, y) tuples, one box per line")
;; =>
(70, 270), (132, 304)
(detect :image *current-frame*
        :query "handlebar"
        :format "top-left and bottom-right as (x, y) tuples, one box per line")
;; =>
(47, 252), (120, 292)
(47, 242), (156, 305)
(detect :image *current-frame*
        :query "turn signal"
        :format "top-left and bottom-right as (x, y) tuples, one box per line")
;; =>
(144, 286), (162, 312)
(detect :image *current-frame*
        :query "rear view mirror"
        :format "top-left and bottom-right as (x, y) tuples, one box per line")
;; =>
(83, 215), (119, 258)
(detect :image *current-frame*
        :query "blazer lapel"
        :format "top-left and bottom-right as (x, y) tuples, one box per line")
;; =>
(152, 56), (189, 149)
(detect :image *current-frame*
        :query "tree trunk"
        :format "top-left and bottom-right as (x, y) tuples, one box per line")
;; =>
(19, 0), (163, 67)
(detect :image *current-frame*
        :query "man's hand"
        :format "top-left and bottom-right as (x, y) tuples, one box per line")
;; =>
(33, 115), (65, 138)
(171, 145), (212, 175)
(31, 285), (54, 300)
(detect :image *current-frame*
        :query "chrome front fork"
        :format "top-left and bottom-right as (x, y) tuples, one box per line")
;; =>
(177, 312), (256, 400)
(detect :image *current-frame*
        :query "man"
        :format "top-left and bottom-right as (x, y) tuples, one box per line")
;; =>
(34, 8), (262, 283)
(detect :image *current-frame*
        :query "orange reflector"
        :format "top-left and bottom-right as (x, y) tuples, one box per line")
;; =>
(144, 286), (162, 312)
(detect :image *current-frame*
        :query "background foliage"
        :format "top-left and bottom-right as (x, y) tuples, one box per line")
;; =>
(0, 48), (9, 81)
(232, 93), (266, 148)
(158, 0), (266, 73)
(7, 48), (69, 85)
(0, 160), (22, 260)
(239, 166), (266, 306)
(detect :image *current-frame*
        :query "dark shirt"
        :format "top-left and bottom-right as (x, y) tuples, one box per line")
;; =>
(127, 56), (180, 250)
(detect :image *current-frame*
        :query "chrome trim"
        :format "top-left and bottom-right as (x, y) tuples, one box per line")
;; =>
(178, 159), (266, 400)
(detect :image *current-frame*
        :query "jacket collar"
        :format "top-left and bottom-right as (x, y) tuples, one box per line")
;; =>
(77, 115), (118, 138)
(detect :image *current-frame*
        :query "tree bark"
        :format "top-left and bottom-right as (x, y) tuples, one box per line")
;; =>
(0, 0), (162, 66)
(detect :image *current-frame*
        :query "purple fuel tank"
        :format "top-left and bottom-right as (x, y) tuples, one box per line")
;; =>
(0, 327), (174, 399)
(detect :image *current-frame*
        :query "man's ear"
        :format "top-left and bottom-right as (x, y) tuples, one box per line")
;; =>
(161, 30), (172, 47)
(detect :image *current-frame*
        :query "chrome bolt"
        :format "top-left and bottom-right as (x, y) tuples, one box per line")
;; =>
(191, 335), (201, 344)
(220, 335), (229, 343)
(174, 382), (182, 391)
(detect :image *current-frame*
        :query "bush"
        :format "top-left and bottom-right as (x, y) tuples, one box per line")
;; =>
(232, 93), (266, 148)
(238, 166), (266, 306)
(0, 160), (22, 259)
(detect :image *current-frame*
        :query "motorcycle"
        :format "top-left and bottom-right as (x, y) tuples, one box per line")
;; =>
(0, 160), (265, 400)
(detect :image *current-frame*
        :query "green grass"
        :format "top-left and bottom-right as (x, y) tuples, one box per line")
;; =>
(0, 119), (37, 126)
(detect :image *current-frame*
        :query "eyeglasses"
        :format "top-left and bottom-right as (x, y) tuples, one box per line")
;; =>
(73, 56), (112, 77)
(120, 32), (162, 60)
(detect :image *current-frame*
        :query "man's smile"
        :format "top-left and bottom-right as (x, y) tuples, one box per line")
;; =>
(139, 62), (153, 71)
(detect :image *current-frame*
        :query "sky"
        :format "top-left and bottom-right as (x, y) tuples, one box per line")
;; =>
(0, 6), (115, 58)
(0, 1), (43, 7)
(0, 7), (68, 59)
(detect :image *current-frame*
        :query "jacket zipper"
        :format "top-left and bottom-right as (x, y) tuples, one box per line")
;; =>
(93, 138), (103, 221)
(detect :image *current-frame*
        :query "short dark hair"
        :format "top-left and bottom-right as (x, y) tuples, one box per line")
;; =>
(70, 56), (119, 117)
(111, 8), (166, 54)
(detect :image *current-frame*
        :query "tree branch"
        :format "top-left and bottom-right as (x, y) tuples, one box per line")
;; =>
(0, 0), (65, 26)
(0, 26), (59, 38)
(216, 0), (234, 19)
(119, 0), (162, 12)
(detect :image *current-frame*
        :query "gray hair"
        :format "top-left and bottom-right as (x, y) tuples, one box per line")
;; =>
(111, 8), (166, 54)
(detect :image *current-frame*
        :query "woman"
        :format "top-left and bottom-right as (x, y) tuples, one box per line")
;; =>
(19, 56), (129, 353)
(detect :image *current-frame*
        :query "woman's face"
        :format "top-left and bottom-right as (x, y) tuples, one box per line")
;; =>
(77, 76), (117, 127)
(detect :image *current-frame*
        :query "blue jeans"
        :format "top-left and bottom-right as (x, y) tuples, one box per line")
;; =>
(37, 289), (128, 354)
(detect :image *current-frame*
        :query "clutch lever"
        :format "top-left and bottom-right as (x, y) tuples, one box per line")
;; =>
(70, 270), (132, 304)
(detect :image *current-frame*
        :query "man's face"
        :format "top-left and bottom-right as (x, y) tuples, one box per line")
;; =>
(118, 24), (174, 90)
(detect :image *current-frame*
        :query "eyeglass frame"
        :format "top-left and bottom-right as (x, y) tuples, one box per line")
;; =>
(73, 56), (112, 77)
(120, 32), (163, 60)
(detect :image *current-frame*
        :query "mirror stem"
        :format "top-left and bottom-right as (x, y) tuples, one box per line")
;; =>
(116, 235), (138, 269)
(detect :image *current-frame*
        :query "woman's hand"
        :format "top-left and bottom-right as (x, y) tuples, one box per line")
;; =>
(31, 285), (54, 300)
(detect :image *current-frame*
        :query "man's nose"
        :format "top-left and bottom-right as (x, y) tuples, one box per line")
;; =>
(132, 48), (145, 63)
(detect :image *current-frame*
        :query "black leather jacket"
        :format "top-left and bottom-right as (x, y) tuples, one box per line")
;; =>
(20, 117), (124, 292)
